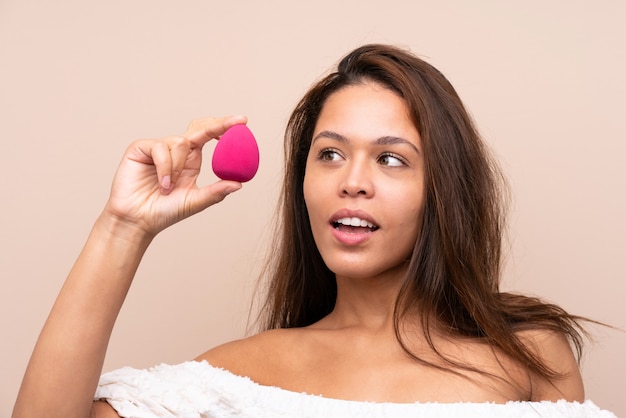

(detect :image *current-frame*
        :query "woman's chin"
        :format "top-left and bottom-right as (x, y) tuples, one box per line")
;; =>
(327, 260), (409, 283)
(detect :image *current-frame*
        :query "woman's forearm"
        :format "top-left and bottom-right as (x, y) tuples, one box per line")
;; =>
(13, 213), (153, 418)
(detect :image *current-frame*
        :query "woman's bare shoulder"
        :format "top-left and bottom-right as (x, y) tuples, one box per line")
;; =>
(195, 328), (308, 379)
(90, 330), (305, 418)
(516, 328), (585, 401)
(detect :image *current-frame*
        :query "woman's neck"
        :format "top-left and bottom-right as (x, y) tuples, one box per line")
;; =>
(314, 266), (409, 333)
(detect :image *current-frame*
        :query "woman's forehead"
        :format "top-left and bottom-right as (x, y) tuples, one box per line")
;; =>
(314, 83), (419, 147)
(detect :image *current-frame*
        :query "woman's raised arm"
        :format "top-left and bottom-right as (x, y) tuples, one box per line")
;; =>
(12, 116), (246, 418)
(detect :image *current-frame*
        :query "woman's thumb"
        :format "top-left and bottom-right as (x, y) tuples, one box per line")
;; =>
(193, 181), (242, 211)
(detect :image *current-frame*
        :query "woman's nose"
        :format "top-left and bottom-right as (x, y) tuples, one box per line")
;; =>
(340, 159), (374, 197)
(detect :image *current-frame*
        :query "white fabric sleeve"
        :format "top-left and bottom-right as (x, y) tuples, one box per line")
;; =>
(95, 361), (229, 418)
(95, 361), (617, 418)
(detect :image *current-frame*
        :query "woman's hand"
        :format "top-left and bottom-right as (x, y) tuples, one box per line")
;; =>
(104, 115), (247, 236)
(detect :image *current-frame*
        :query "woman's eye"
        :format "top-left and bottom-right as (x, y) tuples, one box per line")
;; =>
(378, 153), (405, 167)
(319, 149), (342, 162)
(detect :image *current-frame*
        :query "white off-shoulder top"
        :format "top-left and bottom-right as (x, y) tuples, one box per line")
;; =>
(95, 360), (616, 417)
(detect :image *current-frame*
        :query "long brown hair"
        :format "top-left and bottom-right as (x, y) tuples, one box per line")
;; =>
(257, 44), (588, 383)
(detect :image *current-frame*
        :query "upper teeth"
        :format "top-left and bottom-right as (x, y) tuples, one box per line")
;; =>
(336, 217), (375, 229)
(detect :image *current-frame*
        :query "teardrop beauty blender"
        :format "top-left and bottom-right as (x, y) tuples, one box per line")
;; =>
(211, 124), (260, 182)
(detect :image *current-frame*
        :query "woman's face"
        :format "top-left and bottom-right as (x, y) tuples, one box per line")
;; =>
(303, 82), (425, 282)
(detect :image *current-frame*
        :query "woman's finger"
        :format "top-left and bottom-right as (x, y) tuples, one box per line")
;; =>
(138, 136), (192, 194)
(165, 136), (192, 187)
(147, 141), (174, 194)
(184, 115), (248, 146)
(189, 180), (243, 212)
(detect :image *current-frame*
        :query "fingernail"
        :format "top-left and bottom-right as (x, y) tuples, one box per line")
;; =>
(161, 175), (171, 191)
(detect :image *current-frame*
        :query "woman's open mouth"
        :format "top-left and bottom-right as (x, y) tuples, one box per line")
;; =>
(332, 217), (379, 233)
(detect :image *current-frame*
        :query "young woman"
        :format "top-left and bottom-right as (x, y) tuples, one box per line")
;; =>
(13, 44), (615, 417)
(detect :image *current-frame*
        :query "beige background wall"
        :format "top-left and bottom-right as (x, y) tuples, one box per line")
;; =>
(1, 1), (624, 415)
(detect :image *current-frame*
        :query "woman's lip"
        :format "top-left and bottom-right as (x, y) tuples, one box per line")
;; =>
(330, 224), (376, 246)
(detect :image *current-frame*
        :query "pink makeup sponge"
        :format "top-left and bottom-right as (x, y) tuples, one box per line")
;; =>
(211, 124), (260, 182)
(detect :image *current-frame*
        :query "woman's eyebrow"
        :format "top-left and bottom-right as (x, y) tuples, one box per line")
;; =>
(312, 130), (420, 155)
(312, 130), (347, 143)
(376, 135), (420, 155)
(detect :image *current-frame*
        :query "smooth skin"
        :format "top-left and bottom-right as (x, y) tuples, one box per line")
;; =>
(13, 85), (583, 418)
